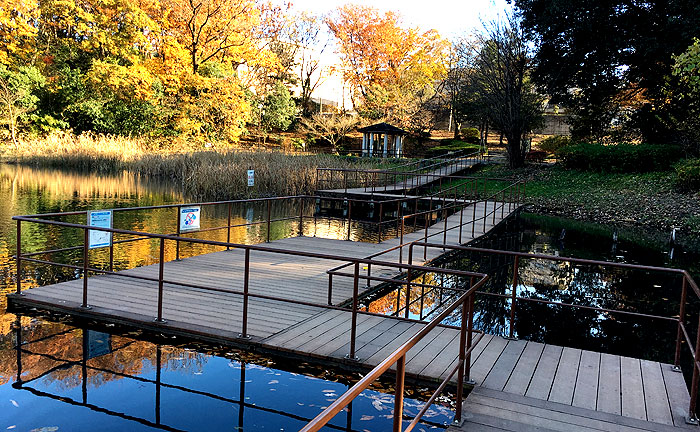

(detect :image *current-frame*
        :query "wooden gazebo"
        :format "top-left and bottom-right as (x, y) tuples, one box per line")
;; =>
(358, 122), (407, 157)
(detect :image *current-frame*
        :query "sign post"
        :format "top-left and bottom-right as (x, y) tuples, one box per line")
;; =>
(247, 169), (255, 187)
(179, 206), (201, 232)
(88, 210), (112, 249)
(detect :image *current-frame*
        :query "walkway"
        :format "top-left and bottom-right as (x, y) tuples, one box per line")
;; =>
(450, 337), (694, 430)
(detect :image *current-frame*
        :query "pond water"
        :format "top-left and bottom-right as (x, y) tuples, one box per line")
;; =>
(0, 164), (453, 431)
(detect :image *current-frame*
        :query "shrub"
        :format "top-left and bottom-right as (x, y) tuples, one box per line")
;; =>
(538, 135), (571, 155)
(460, 127), (480, 144)
(675, 159), (700, 190)
(525, 150), (547, 162)
(559, 142), (682, 173)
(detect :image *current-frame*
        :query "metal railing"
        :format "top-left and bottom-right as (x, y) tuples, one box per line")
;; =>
(316, 150), (485, 193)
(406, 242), (700, 425)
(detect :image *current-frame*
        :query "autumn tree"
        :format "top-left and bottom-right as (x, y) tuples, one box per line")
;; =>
(288, 12), (330, 117)
(301, 114), (358, 153)
(326, 5), (448, 130)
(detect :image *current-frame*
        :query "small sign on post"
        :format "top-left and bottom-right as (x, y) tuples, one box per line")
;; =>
(247, 169), (255, 187)
(179, 206), (201, 232)
(88, 210), (112, 249)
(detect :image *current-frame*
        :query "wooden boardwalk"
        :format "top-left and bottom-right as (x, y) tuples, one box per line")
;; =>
(318, 157), (479, 196)
(450, 337), (694, 430)
(7, 196), (696, 430)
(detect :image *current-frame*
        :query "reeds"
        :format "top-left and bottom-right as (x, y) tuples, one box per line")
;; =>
(4, 133), (393, 200)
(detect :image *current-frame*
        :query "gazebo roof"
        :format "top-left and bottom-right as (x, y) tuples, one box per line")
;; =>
(358, 122), (408, 135)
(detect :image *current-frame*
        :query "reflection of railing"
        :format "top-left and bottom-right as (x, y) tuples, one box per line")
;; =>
(406, 242), (700, 425)
(11, 321), (380, 432)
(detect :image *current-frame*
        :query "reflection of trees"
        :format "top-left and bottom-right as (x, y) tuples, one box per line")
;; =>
(0, 318), (206, 389)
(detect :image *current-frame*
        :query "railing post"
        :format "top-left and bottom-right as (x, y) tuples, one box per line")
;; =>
(396, 201), (401, 240)
(156, 238), (166, 322)
(298, 198), (305, 237)
(366, 263), (372, 288)
(675, 277), (688, 370)
(346, 200), (352, 241)
(240, 248), (251, 338)
(465, 277), (475, 383)
(378, 202), (383, 244)
(687, 313), (700, 424)
(399, 217), (404, 264)
(393, 355), (406, 432)
(109, 237), (114, 272)
(347, 262), (360, 360)
(483, 201), (487, 233)
(501, 190), (505, 219)
(472, 200), (476, 238)
(266, 199), (272, 242)
(455, 289), (469, 426)
(227, 202), (232, 250)
(509, 256), (520, 339)
(82, 227), (90, 308)
(327, 274), (333, 305)
(413, 198), (418, 231)
(459, 196), (464, 244)
(175, 206), (181, 261)
(405, 248), (413, 319)
(15, 219), (21, 295)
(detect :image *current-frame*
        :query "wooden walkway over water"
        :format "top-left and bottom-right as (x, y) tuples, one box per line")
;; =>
(8, 195), (696, 430)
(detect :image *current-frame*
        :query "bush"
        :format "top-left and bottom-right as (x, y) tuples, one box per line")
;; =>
(460, 127), (480, 144)
(427, 139), (481, 156)
(538, 135), (571, 155)
(559, 142), (682, 173)
(676, 159), (700, 190)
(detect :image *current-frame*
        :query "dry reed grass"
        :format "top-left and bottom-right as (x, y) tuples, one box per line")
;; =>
(3, 132), (393, 200)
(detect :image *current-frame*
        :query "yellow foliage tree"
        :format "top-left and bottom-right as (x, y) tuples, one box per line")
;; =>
(0, 0), (39, 65)
(326, 5), (448, 128)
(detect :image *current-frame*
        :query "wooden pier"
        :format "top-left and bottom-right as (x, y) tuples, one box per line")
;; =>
(8, 164), (699, 430)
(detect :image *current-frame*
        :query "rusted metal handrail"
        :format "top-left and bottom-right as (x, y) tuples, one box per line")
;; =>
(410, 241), (700, 424)
(300, 274), (488, 431)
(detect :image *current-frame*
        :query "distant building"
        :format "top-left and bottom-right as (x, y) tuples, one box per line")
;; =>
(537, 104), (572, 136)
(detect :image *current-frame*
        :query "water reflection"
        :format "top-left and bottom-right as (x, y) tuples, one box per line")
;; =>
(2, 314), (453, 431)
(361, 212), (698, 365)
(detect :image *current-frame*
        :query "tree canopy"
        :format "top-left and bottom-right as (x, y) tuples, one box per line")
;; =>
(513, 0), (700, 143)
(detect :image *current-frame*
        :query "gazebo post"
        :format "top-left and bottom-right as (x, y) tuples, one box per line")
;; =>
(362, 133), (367, 156)
(369, 133), (374, 156)
(383, 134), (388, 158)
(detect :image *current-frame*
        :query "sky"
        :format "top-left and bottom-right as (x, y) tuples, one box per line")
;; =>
(282, 0), (513, 37)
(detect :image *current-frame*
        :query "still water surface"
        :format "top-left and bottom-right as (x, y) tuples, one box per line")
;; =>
(0, 164), (451, 431)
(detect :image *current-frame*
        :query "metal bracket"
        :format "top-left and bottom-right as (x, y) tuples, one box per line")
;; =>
(465, 379), (476, 386)
(238, 334), (251, 339)
(344, 354), (360, 362)
(673, 365), (683, 373)
(80, 305), (92, 310)
(154, 318), (167, 324)
(451, 418), (465, 427)
(686, 415), (699, 426)
(504, 336), (518, 341)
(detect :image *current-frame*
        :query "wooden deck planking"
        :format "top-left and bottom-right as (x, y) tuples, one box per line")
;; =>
(452, 386), (690, 432)
(502, 341), (544, 396)
(597, 353), (622, 416)
(482, 339), (526, 391)
(549, 347), (582, 405)
(525, 344), (564, 400)
(621, 356), (647, 421)
(641, 359), (673, 425)
(573, 350), (601, 411)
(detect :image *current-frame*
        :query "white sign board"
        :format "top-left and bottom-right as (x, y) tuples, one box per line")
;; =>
(179, 206), (201, 232)
(88, 210), (113, 249)
(247, 169), (255, 187)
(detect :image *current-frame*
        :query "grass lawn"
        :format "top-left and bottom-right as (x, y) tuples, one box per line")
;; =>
(464, 163), (700, 237)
